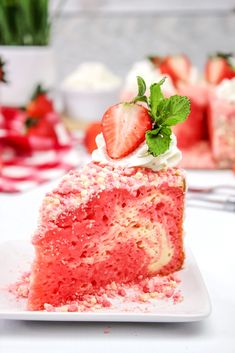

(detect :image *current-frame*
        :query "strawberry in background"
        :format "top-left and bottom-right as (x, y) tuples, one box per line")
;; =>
(205, 52), (235, 85)
(24, 85), (58, 148)
(0, 84), (71, 156)
(84, 122), (102, 154)
(26, 84), (54, 118)
(150, 54), (209, 148)
(149, 54), (192, 87)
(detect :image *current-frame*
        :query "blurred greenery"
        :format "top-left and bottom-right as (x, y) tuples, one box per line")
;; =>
(0, 0), (50, 46)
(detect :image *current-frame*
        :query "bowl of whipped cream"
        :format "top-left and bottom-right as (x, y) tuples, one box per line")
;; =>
(61, 62), (122, 121)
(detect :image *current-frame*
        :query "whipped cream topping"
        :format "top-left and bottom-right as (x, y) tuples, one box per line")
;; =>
(123, 60), (176, 96)
(216, 78), (235, 103)
(62, 62), (121, 91)
(92, 133), (182, 171)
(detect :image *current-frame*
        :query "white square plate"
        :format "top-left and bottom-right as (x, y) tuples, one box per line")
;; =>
(0, 240), (211, 322)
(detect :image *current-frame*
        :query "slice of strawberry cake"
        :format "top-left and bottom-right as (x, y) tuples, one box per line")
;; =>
(27, 77), (190, 311)
(208, 78), (235, 168)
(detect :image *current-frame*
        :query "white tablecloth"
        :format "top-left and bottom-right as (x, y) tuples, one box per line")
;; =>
(0, 170), (235, 353)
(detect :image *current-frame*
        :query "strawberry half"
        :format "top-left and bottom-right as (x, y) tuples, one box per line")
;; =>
(205, 54), (235, 84)
(102, 103), (152, 159)
(159, 54), (191, 86)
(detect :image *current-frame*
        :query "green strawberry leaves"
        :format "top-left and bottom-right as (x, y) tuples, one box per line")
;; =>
(131, 76), (191, 157)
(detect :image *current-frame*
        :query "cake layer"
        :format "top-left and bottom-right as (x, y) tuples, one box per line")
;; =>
(28, 162), (186, 310)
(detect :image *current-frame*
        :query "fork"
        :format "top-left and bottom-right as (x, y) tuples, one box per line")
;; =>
(188, 185), (235, 194)
(187, 195), (235, 212)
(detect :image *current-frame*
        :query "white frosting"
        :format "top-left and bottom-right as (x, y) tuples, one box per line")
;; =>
(216, 78), (235, 103)
(123, 60), (176, 96)
(62, 62), (121, 91)
(92, 133), (182, 171)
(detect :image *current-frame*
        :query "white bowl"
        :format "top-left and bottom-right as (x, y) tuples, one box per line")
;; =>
(61, 85), (122, 122)
(0, 46), (55, 106)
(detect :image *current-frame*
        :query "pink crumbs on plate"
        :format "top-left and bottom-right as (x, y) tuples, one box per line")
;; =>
(10, 271), (183, 313)
(9, 272), (30, 299)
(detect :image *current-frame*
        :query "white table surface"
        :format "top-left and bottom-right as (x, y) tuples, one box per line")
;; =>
(0, 170), (235, 353)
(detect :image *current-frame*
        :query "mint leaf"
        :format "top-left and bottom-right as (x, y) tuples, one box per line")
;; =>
(146, 126), (171, 156)
(157, 95), (190, 126)
(137, 76), (146, 96)
(132, 76), (148, 105)
(149, 78), (166, 120)
(132, 95), (148, 105)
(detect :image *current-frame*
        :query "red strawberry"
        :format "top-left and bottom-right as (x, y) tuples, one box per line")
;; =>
(159, 54), (191, 86)
(84, 122), (102, 154)
(148, 55), (163, 68)
(205, 54), (235, 84)
(25, 117), (57, 140)
(27, 94), (54, 118)
(102, 103), (152, 159)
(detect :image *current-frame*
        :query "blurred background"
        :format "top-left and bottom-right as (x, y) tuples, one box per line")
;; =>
(51, 0), (235, 79)
(0, 0), (235, 89)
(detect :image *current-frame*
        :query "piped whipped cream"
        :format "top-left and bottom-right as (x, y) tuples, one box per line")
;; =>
(92, 133), (182, 171)
(62, 62), (121, 91)
(216, 78), (235, 103)
(123, 60), (176, 96)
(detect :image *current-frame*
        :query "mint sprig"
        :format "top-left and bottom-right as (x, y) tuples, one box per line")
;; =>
(132, 76), (190, 157)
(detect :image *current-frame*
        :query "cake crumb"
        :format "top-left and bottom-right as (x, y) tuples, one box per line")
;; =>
(10, 272), (183, 313)
(104, 326), (111, 334)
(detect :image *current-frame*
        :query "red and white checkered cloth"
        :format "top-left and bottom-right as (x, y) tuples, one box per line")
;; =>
(0, 143), (90, 193)
(0, 107), (90, 193)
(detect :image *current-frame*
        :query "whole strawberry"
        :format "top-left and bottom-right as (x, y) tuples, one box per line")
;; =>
(149, 54), (191, 87)
(25, 116), (57, 140)
(205, 52), (235, 84)
(26, 84), (54, 118)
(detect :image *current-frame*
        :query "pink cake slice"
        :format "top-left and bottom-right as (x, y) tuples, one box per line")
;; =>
(28, 162), (186, 311)
(208, 93), (235, 168)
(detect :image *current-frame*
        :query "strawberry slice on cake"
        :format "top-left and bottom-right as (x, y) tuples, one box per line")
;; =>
(27, 77), (190, 311)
